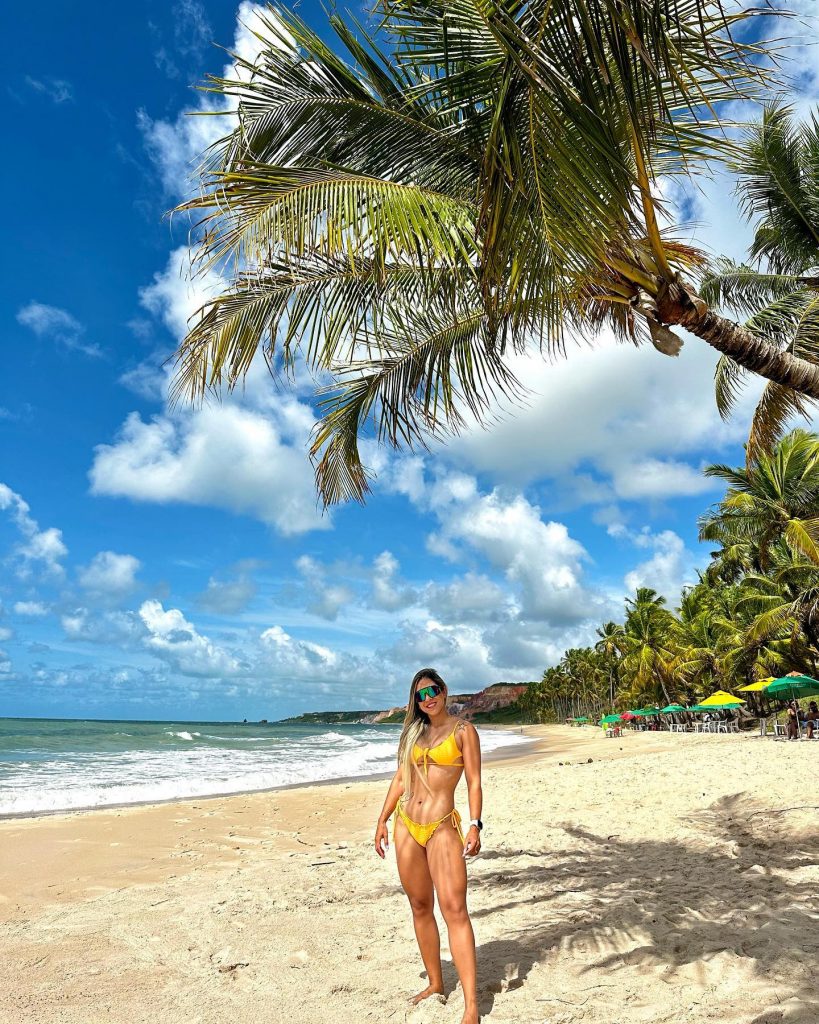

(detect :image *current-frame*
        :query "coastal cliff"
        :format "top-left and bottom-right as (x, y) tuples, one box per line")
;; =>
(280, 682), (531, 725)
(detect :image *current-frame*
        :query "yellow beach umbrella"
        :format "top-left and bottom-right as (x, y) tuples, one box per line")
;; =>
(737, 679), (774, 693)
(699, 690), (746, 707)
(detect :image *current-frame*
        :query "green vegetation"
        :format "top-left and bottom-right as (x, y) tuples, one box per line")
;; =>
(703, 104), (819, 461)
(171, 2), (819, 507)
(378, 711), (406, 724)
(520, 431), (819, 723)
(469, 702), (528, 725)
(279, 710), (379, 724)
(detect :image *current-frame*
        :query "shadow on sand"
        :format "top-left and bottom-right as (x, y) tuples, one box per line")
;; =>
(456, 791), (819, 1020)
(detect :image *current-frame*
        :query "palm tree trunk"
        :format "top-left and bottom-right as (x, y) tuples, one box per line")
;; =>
(655, 280), (819, 399)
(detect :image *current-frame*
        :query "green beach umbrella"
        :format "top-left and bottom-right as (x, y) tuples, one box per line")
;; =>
(576, 716), (590, 722)
(764, 675), (819, 700)
(601, 714), (621, 724)
(660, 704), (687, 714)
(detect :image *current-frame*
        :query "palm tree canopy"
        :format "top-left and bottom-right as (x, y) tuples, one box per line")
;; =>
(173, 1), (787, 505)
(699, 429), (819, 568)
(702, 104), (819, 462)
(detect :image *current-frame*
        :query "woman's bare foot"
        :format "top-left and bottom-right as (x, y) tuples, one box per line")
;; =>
(410, 984), (446, 1005)
(460, 1003), (479, 1024)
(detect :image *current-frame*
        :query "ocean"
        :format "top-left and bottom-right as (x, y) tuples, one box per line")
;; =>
(0, 717), (527, 817)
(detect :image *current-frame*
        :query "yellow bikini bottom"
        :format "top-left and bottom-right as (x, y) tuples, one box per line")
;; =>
(394, 802), (465, 848)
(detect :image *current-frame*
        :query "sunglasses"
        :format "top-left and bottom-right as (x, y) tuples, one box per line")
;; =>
(415, 683), (444, 703)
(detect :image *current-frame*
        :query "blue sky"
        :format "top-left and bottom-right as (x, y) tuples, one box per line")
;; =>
(2, 2), (818, 722)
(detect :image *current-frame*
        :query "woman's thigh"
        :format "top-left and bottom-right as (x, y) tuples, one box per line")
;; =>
(395, 816), (435, 909)
(425, 819), (468, 915)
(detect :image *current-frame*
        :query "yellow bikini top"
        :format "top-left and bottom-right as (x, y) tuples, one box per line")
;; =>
(413, 723), (465, 775)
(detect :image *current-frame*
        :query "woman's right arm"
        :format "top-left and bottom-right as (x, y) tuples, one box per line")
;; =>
(374, 769), (404, 858)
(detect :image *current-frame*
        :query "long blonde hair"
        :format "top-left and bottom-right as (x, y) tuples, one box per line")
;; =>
(397, 668), (447, 799)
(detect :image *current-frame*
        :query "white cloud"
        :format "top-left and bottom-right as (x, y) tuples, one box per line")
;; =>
(139, 600), (242, 677)
(197, 563), (258, 614)
(428, 480), (606, 624)
(422, 572), (511, 624)
(378, 620), (497, 690)
(61, 608), (145, 646)
(444, 334), (756, 502)
(614, 526), (698, 600)
(139, 2), (271, 196)
(16, 302), (102, 358)
(13, 601), (48, 617)
(610, 458), (714, 501)
(138, 245), (224, 341)
(119, 358), (169, 402)
(94, 237), (326, 536)
(260, 624), (339, 673)
(295, 556), (354, 620)
(255, 624), (393, 699)
(0, 649), (11, 675)
(25, 76), (73, 103)
(481, 618), (596, 676)
(78, 551), (141, 598)
(89, 403), (328, 536)
(17, 528), (67, 575)
(0, 483), (68, 579)
(151, 0), (212, 80)
(370, 551), (417, 612)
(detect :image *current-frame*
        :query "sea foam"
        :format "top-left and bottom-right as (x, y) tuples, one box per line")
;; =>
(0, 718), (528, 816)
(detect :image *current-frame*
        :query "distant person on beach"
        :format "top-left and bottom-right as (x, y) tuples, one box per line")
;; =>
(806, 701), (818, 739)
(374, 668), (483, 1024)
(786, 700), (799, 740)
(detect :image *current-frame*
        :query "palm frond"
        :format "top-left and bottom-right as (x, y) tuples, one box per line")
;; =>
(181, 164), (479, 275)
(783, 517), (819, 566)
(171, 253), (466, 402)
(735, 103), (819, 275)
(700, 259), (814, 317)
(713, 353), (747, 421)
(310, 302), (525, 504)
(746, 382), (811, 467)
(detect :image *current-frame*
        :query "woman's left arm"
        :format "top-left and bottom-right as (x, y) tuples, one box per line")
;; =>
(459, 722), (482, 855)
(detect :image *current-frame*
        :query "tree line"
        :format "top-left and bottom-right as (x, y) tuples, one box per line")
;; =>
(518, 431), (819, 723)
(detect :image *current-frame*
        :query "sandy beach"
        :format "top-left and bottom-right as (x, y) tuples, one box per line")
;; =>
(1, 725), (817, 1024)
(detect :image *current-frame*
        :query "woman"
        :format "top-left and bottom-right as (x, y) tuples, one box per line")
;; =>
(374, 668), (483, 1024)
(786, 700), (799, 740)
(806, 700), (818, 739)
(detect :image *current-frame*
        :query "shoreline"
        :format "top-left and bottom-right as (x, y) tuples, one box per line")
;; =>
(0, 722), (546, 824)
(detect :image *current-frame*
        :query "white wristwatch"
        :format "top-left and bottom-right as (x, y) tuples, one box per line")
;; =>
(469, 818), (483, 831)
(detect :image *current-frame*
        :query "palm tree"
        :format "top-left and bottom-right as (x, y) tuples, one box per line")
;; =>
(701, 104), (819, 463)
(172, 2), (819, 506)
(595, 621), (624, 708)
(736, 548), (819, 668)
(669, 583), (727, 699)
(619, 588), (676, 706)
(698, 430), (819, 569)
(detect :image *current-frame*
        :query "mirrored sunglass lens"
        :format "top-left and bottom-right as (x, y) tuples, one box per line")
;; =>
(416, 685), (440, 702)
